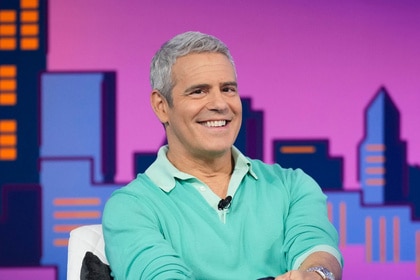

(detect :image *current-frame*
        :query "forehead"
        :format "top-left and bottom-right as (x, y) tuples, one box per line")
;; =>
(171, 53), (236, 84)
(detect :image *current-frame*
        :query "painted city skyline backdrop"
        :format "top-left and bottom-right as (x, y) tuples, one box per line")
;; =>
(47, 0), (420, 189)
(2, 1), (420, 278)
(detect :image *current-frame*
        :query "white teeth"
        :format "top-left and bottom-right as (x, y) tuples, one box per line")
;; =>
(203, 120), (226, 127)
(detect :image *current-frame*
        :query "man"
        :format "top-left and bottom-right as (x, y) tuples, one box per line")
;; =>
(103, 31), (343, 279)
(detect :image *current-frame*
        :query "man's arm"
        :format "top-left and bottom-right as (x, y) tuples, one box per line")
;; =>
(276, 168), (343, 279)
(298, 251), (342, 279)
(102, 188), (194, 280)
(275, 251), (342, 280)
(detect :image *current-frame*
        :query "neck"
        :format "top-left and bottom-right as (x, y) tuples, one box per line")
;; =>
(166, 147), (234, 197)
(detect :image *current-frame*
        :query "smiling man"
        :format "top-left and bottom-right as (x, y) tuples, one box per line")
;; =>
(103, 31), (343, 280)
(151, 51), (241, 199)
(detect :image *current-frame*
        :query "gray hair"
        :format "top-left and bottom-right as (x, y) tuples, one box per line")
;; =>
(150, 31), (236, 106)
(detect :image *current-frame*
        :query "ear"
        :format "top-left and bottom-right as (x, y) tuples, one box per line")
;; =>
(150, 90), (169, 124)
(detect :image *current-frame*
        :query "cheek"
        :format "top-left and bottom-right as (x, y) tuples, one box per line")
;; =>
(169, 108), (193, 127)
(234, 100), (243, 114)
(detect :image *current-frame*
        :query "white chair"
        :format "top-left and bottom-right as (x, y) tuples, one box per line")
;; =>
(67, 224), (109, 280)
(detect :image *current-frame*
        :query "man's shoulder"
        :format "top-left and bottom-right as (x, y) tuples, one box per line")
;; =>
(112, 173), (160, 197)
(248, 158), (310, 183)
(248, 158), (292, 173)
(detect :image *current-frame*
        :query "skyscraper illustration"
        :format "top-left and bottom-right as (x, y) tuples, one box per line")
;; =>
(0, 0), (46, 266)
(0, 0), (45, 183)
(39, 72), (121, 280)
(358, 87), (408, 204)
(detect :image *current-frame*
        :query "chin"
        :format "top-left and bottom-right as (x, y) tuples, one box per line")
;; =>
(203, 145), (232, 156)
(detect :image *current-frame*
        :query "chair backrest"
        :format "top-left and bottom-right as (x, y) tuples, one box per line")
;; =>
(67, 224), (109, 280)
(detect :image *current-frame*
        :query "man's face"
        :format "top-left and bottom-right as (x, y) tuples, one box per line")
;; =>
(155, 52), (242, 160)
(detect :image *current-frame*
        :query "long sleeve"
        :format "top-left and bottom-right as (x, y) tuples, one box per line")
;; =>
(102, 182), (194, 280)
(280, 167), (342, 270)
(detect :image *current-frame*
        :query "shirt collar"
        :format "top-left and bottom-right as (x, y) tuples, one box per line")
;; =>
(145, 145), (258, 193)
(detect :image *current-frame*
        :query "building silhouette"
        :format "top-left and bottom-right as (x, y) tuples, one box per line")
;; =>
(0, 0), (46, 266)
(326, 190), (419, 262)
(409, 165), (420, 219)
(234, 97), (264, 160)
(358, 87), (408, 205)
(39, 72), (122, 280)
(327, 87), (420, 264)
(273, 139), (343, 190)
(0, 0), (45, 183)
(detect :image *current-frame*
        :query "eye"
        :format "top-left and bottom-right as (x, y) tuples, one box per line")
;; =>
(191, 89), (205, 94)
(188, 87), (210, 97)
(222, 86), (237, 94)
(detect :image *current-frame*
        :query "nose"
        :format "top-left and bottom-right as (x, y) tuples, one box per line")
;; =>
(207, 90), (229, 112)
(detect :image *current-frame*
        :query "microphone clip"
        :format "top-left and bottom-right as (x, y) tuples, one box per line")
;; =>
(218, 195), (232, 210)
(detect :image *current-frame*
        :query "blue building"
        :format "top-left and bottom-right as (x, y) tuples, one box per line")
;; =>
(0, 0), (46, 266)
(234, 98), (264, 160)
(358, 87), (408, 204)
(39, 72), (122, 280)
(273, 139), (343, 190)
(326, 190), (420, 263)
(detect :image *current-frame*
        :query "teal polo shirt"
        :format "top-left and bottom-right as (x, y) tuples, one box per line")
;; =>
(145, 145), (258, 223)
(103, 145), (342, 280)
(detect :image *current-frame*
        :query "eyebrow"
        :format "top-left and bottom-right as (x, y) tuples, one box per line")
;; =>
(221, 81), (238, 88)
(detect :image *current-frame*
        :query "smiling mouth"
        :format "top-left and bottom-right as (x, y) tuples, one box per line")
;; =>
(201, 120), (228, 127)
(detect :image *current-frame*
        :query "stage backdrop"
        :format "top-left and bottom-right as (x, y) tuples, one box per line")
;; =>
(1, 0), (420, 279)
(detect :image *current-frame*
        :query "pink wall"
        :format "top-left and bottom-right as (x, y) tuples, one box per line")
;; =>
(0, 267), (56, 279)
(48, 0), (420, 190)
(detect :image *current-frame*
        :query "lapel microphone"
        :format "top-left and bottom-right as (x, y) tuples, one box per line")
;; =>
(218, 195), (232, 210)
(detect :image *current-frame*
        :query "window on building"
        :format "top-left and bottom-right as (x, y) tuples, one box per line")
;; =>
(0, 119), (17, 161)
(0, 65), (17, 106)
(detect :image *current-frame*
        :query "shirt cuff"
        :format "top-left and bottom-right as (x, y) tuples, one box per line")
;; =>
(292, 245), (343, 270)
